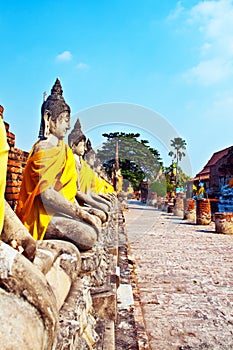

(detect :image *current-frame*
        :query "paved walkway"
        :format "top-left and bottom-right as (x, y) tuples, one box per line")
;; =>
(124, 200), (233, 350)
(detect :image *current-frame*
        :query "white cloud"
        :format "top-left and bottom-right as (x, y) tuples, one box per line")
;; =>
(189, 0), (233, 52)
(167, 1), (184, 20)
(182, 0), (233, 85)
(183, 57), (233, 85)
(76, 62), (89, 70)
(56, 51), (72, 62)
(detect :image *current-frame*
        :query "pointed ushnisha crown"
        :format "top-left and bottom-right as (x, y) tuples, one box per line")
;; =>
(68, 118), (86, 147)
(84, 138), (96, 160)
(39, 78), (70, 139)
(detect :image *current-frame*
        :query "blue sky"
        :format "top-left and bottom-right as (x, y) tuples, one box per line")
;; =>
(1, 0), (233, 176)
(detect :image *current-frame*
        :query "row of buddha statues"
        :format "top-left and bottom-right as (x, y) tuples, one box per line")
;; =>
(0, 79), (121, 349)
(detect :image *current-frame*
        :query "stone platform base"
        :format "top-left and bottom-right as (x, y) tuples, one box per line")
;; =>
(215, 212), (233, 234)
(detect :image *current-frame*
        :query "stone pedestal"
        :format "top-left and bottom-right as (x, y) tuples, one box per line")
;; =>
(0, 289), (46, 350)
(196, 199), (211, 225)
(161, 202), (168, 212)
(173, 197), (184, 217)
(56, 278), (99, 349)
(184, 198), (196, 221)
(215, 212), (233, 234)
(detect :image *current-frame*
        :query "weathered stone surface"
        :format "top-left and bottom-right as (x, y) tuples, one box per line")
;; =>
(184, 198), (196, 221)
(0, 289), (45, 350)
(56, 277), (99, 350)
(2, 200), (36, 261)
(215, 212), (233, 234)
(80, 245), (110, 288)
(196, 198), (211, 225)
(34, 240), (82, 310)
(92, 289), (117, 321)
(96, 320), (115, 350)
(173, 197), (184, 217)
(0, 241), (58, 350)
(46, 259), (71, 310)
(35, 240), (81, 281)
(1, 192), (121, 349)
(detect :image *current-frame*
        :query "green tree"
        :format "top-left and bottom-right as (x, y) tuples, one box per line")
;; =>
(149, 181), (167, 197)
(163, 164), (191, 194)
(168, 137), (187, 186)
(176, 166), (191, 188)
(97, 132), (163, 190)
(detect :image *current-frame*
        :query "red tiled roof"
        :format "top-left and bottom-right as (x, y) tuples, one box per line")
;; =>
(192, 174), (210, 181)
(204, 146), (233, 167)
(195, 146), (233, 180)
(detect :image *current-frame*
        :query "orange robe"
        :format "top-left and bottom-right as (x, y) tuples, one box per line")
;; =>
(0, 119), (9, 233)
(79, 158), (96, 194)
(105, 181), (114, 193)
(95, 175), (104, 194)
(16, 141), (77, 240)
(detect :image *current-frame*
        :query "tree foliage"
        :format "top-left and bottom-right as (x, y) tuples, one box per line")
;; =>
(149, 181), (167, 197)
(168, 137), (187, 163)
(168, 137), (187, 186)
(176, 166), (191, 188)
(97, 132), (163, 190)
(163, 164), (191, 193)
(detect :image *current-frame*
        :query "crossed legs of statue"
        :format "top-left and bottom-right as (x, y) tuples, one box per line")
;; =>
(44, 215), (98, 251)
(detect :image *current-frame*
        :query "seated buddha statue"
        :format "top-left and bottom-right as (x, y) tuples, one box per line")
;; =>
(93, 158), (116, 205)
(16, 79), (101, 251)
(68, 119), (113, 215)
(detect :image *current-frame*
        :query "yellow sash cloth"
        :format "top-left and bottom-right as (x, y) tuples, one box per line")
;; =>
(79, 158), (114, 194)
(0, 119), (9, 233)
(95, 176), (104, 194)
(95, 176), (111, 194)
(105, 181), (114, 193)
(79, 158), (96, 194)
(16, 141), (77, 240)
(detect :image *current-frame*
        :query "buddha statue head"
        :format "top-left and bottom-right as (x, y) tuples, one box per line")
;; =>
(94, 158), (103, 175)
(39, 78), (71, 140)
(68, 119), (87, 156)
(84, 138), (96, 168)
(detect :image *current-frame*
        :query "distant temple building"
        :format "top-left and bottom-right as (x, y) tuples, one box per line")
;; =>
(193, 146), (233, 197)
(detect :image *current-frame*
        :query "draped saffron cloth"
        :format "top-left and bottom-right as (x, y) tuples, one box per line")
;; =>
(0, 119), (9, 233)
(95, 176), (111, 194)
(79, 158), (96, 194)
(16, 141), (77, 240)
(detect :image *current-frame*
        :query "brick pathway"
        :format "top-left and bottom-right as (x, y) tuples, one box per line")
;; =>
(124, 200), (233, 350)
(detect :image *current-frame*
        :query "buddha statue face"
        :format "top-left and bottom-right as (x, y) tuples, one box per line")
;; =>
(87, 153), (95, 167)
(71, 138), (86, 156)
(48, 111), (71, 140)
(85, 149), (96, 168)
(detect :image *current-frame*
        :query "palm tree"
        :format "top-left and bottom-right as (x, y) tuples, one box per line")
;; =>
(168, 137), (187, 186)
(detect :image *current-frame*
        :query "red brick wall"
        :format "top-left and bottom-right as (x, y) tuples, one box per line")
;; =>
(4, 121), (29, 210)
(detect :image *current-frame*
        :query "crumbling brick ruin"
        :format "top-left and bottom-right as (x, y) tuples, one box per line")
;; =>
(4, 121), (29, 210)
